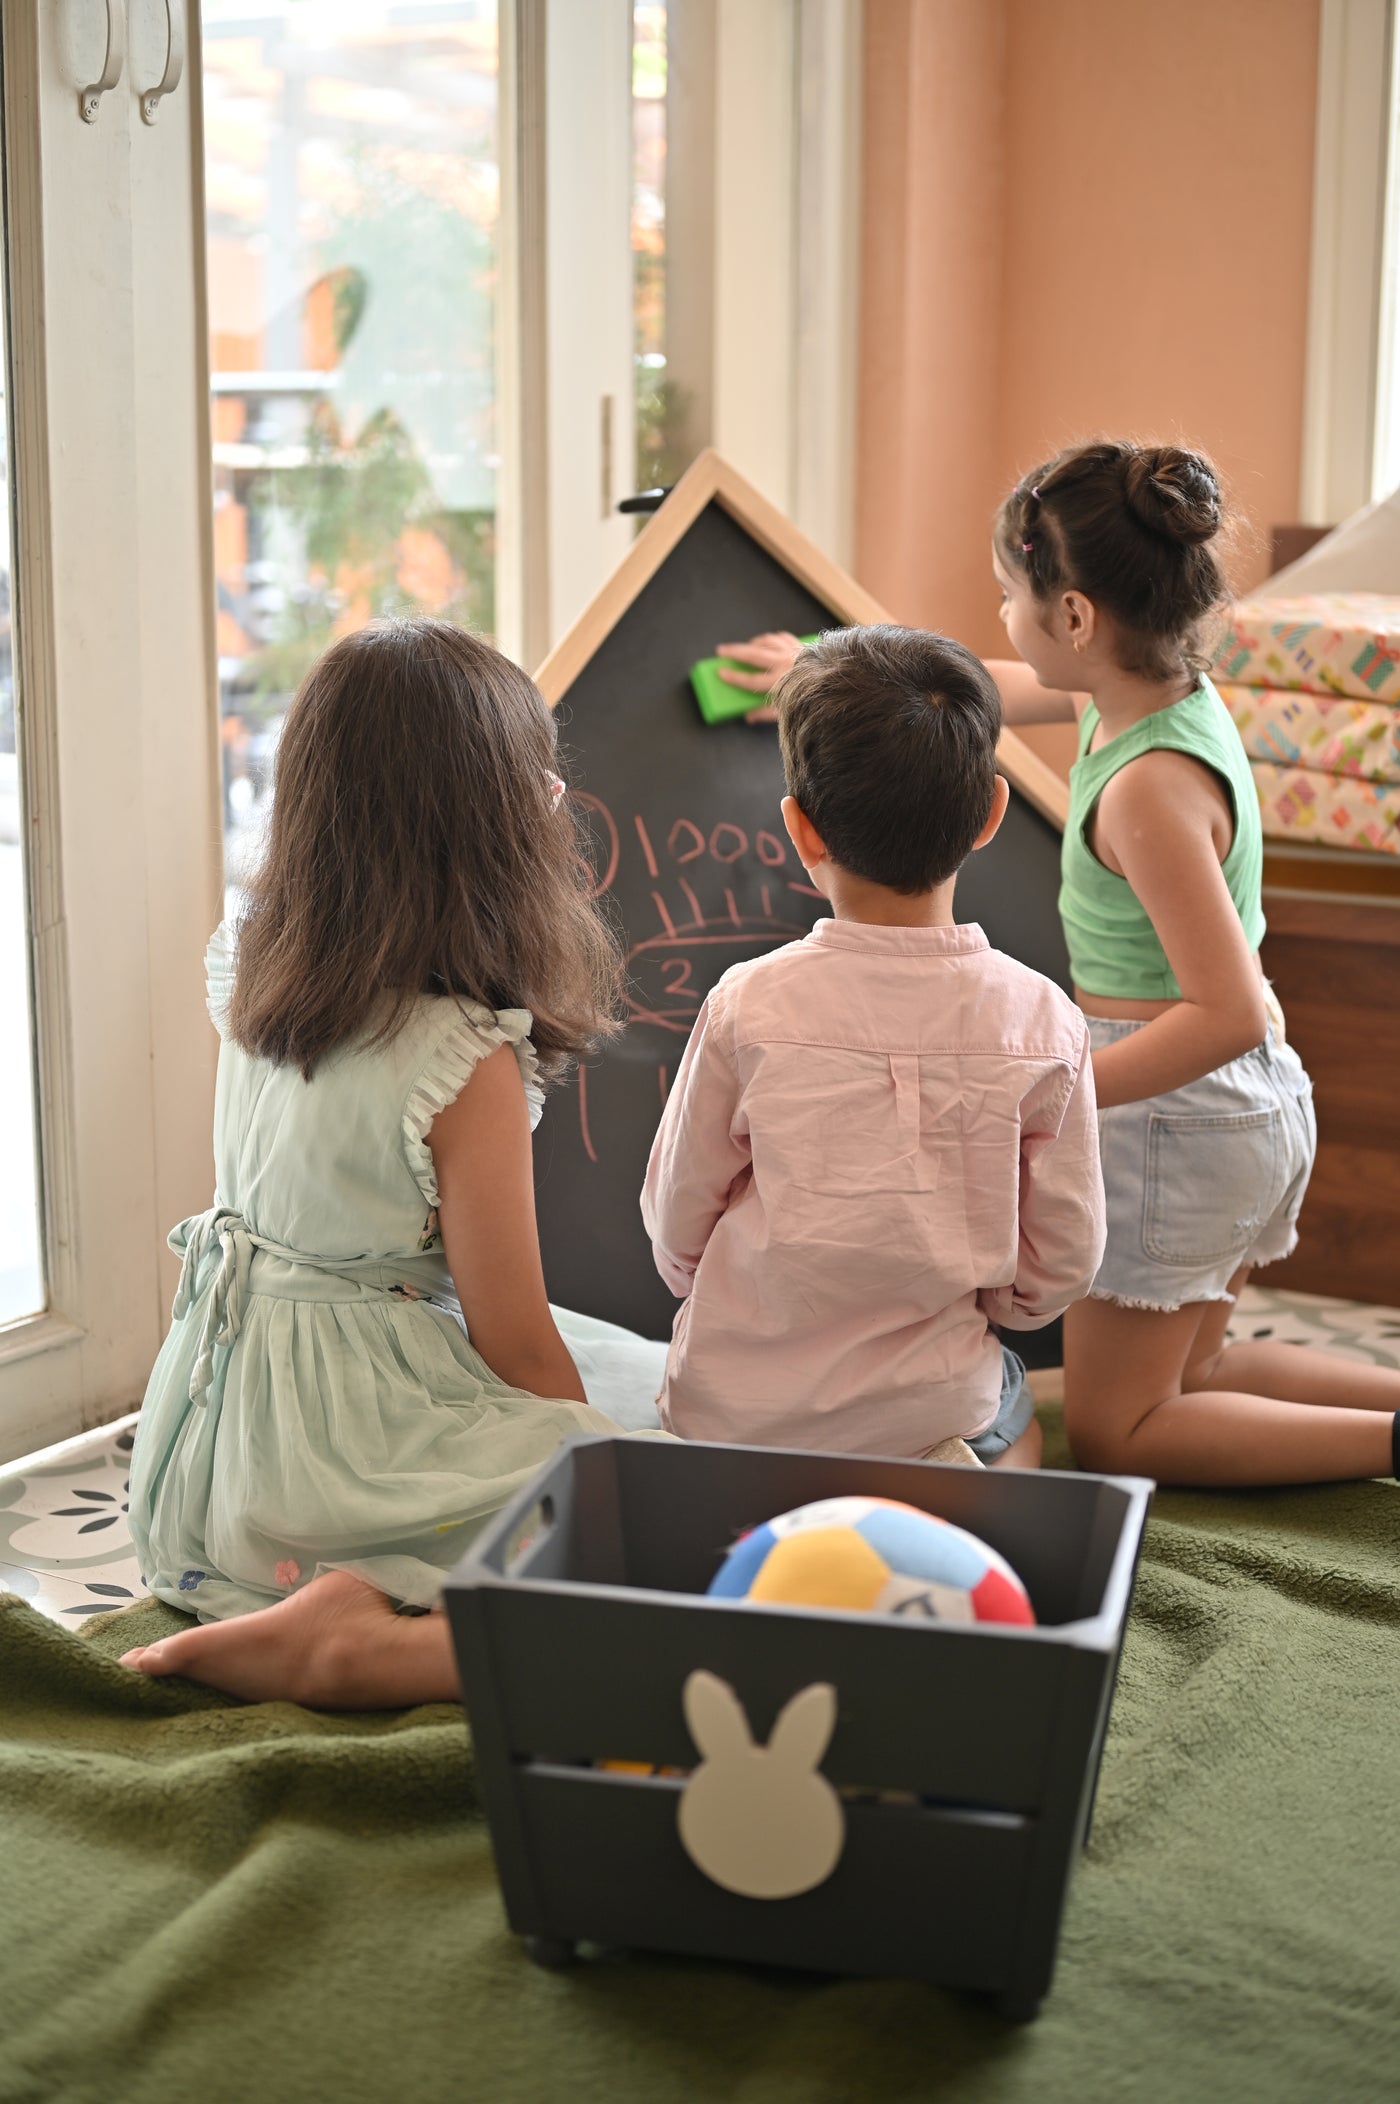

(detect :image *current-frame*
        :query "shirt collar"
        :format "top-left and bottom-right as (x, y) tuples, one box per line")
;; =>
(805, 917), (990, 958)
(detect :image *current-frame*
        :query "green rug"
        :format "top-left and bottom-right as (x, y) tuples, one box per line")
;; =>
(1, 1415), (1398, 2104)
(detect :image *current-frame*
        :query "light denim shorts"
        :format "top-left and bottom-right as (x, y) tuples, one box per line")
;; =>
(1087, 1005), (1316, 1312)
(967, 1346), (1035, 1460)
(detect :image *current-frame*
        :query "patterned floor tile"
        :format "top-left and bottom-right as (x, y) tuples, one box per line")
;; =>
(0, 1413), (146, 1622)
(0, 1412), (138, 1486)
(0, 1558), (139, 1621)
(0, 1420), (136, 1574)
(1227, 1285), (1400, 1369)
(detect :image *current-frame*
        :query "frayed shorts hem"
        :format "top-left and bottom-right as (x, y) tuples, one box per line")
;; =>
(1084, 1230), (1300, 1315)
(1085, 1287), (1235, 1315)
(1233, 1231), (1302, 1276)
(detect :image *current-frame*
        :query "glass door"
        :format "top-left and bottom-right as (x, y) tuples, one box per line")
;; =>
(201, 0), (504, 896)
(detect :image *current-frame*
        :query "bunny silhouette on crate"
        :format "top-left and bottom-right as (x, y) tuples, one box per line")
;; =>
(540, 1670), (851, 1963)
(677, 1672), (845, 1901)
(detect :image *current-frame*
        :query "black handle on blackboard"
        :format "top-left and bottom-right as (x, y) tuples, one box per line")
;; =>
(618, 486), (674, 515)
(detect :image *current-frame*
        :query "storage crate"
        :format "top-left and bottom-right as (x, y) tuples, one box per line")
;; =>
(444, 1438), (1151, 2021)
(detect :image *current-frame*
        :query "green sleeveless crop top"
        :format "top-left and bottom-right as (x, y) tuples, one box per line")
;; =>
(1059, 677), (1265, 1000)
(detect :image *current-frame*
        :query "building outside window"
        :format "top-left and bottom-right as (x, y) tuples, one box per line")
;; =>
(202, 0), (502, 892)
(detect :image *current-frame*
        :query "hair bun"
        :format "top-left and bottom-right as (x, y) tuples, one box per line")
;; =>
(1122, 445), (1221, 547)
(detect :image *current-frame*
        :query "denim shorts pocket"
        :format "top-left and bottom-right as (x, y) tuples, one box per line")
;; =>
(1143, 1107), (1284, 1267)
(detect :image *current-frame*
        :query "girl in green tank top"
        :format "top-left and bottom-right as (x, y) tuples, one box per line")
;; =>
(987, 439), (1400, 1489)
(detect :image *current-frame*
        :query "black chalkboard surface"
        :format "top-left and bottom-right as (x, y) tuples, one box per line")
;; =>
(534, 485), (1070, 1371)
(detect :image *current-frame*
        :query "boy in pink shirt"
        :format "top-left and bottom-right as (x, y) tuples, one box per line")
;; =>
(641, 625), (1105, 1465)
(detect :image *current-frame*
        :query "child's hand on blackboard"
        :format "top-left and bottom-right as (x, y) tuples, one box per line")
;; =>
(715, 632), (802, 727)
(715, 632), (803, 692)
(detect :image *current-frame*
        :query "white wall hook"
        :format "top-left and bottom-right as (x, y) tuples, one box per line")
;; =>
(80, 0), (126, 123)
(139, 0), (184, 124)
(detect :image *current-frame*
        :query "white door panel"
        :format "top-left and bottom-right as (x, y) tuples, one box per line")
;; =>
(544, 0), (636, 647)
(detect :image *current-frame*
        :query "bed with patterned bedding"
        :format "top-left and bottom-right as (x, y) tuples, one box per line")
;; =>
(1212, 594), (1400, 854)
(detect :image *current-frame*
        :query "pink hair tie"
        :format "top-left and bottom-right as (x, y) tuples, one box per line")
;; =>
(1021, 541), (1033, 553)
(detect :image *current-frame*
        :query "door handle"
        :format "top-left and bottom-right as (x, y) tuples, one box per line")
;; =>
(79, 0), (126, 123)
(139, 0), (185, 124)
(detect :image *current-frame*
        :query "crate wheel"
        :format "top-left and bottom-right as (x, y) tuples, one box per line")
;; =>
(996, 1992), (1042, 2024)
(526, 1935), (577, 1969)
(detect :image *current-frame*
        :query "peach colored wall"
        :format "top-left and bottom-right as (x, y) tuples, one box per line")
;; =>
(857, 0), (1321, 662)
(856, 0), (1006, 653)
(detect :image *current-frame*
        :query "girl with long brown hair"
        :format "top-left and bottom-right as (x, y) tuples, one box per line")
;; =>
(122, 619), (665, 1706)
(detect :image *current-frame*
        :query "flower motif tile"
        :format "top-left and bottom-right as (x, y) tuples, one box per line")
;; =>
(1226, 1285), (1400, 1368)
(0, 1558), (141, 1620)
(0, 1420), (135, 1570)
(0, 1414), (146, 1618)
(3, 1483), (131, 1564)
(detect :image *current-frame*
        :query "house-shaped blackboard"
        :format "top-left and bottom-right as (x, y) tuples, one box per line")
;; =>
(533, 448), (1070, 1359)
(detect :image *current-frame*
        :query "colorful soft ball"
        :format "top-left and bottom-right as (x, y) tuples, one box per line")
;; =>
(707, 1496), (1035, 1627)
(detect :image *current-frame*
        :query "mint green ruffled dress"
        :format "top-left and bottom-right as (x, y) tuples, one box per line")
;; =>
(127, 927), (666, 1620)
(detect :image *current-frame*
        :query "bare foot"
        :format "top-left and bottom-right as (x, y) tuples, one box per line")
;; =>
(119, 1571), (461, 1709)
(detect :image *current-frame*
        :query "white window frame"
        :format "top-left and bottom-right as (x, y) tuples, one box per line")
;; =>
(0, 2), (222, 1462)
(514, 0), (863, 662)
(1300, 0), (1397, 522)
(542, 0), (638, 648)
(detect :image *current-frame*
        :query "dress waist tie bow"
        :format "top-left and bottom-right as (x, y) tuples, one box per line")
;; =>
(169, 1206), (448, 1403)
(169, 1207), (263, 1404)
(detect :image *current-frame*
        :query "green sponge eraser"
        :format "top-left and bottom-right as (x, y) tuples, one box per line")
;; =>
(689, 635), (822, 724)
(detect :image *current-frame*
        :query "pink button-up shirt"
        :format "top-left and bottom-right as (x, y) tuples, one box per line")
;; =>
(641, 919), (1105, 1456)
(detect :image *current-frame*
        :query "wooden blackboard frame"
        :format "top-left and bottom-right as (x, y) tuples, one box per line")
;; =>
(533, 448), (1071, 1383)
(536, 448), (1070, 833)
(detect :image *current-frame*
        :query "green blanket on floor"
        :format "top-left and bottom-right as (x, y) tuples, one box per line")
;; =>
(2, 1414), (1398, 2104)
